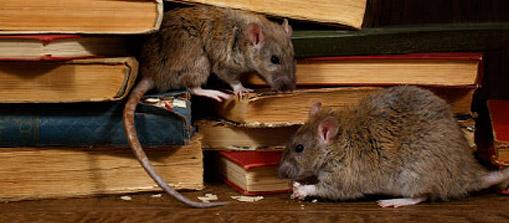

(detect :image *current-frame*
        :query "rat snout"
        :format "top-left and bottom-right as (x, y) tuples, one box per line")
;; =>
(278, 161), (297, 179)
(271, 75), (296, 92)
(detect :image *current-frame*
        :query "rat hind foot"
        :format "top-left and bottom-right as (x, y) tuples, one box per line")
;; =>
(377, 197), (427, 208)
(190, 87), (232, 102)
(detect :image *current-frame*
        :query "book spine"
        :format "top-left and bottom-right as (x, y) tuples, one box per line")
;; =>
(0, 102), (191, 147)
(292, 24), (509, 57)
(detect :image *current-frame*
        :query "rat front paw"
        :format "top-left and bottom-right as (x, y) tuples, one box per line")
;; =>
(290, 182), (317, 200)
(231, 82), (254, 97)
(233, 87), (254, 97)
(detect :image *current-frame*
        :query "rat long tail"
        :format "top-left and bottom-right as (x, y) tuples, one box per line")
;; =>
(481, 167), (509, 189)
(123, 77), (227, 208)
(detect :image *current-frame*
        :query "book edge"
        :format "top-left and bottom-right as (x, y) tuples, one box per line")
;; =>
(0, 0), (163, 35)
(0, 57), (139, 103)
(218, 151), (282, 170)
(222, 177), (291, 196)
(170, 0), (366, 29)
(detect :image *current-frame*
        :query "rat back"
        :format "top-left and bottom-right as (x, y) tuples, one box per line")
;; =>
(138, 7), (227, 91)
(138, 6), (295, 93)
(350, 86), (487, 200)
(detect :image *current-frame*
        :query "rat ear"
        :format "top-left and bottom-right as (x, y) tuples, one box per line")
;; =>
(247, 23), (265, 49)
(309, 102), (322, 117)
(282, 19), (293, 37)
(318, 116), (339, 145)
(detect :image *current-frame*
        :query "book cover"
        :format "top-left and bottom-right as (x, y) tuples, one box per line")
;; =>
(0, 135), (204, 202)
(214, 87), (476, 124)
(292, 23), (509, 57)
(243, 53), (483, 87)
(217, 151), (291, 195)
(486, 100), (509, 167)
(0, 91), (192, 147)
(169, 0), (367, 29)
(0, 35), (131, 60)
(0, 57), (138, 103)
(0, 0), (163, 34)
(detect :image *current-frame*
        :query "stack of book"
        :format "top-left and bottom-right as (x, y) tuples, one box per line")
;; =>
(206, 54), (482, 195)
(188, 0), (369, 195)
(187, 1), (484, 195)
(0, 0), (204, 202)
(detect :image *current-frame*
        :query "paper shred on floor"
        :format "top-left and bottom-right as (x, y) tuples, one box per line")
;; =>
(197, 193), (218, 203)
(230, 195), (264, 202)
(151, 194), (162, 198)
(120, 195), (132, 201)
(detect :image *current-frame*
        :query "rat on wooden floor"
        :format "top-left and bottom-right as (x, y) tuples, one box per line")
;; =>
(279, 86), (509, 208)
(123, 6), (296, 208)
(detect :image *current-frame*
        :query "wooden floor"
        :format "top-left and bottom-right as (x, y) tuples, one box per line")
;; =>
(1, 183), (508, 223)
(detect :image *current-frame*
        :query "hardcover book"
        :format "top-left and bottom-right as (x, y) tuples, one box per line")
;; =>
(0, 35), (131, 60)
(244, 53), (483, 87)
(291, 23), (509, 58)
(0, 57), (138, 103)
(217, 151), (291, 195)
(199, 117), (476, 150)
(214, 87), (476, 124)
(195, 119), (299, 150)
(0, 91), (192, 147)
(0, 135), (204, 202)
(485, 100), (509, 167)
(0, 0), (163, 34)
(169, 0), (367, 29)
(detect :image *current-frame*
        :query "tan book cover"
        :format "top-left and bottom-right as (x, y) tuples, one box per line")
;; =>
(196, 119), (299, 149)
(214, 87), (476, 124)
(0, 57), (138, 103)
(170, 0), (367, 29)
(0, 136), (204, 201)
(244, 53), (483, 87)
(199, 118), (476, 150)
(0, 0), (163, 34)
(0, 35), (131, 60)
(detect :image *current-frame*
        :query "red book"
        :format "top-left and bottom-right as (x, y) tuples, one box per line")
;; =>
(475, 100), (509, 195)
(243, 52), (483, 87)
(0, 35), (129, 61)
(217, 151), (291, 195)
(486, 100), (509, 167)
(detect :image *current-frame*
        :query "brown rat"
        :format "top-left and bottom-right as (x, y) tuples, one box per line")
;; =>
(278, 86), (509, 208)
(124, 6), (295, 208)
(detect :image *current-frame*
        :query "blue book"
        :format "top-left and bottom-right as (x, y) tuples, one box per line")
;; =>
(0, 91), (192, 147)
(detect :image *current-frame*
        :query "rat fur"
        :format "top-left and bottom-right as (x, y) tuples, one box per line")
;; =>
(279, 86), (509, 208)
(123, 6), (295, 208)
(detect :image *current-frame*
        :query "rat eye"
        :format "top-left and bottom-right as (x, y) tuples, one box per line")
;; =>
(294, 144), (304, 153)
(271, 55), (280, 64)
